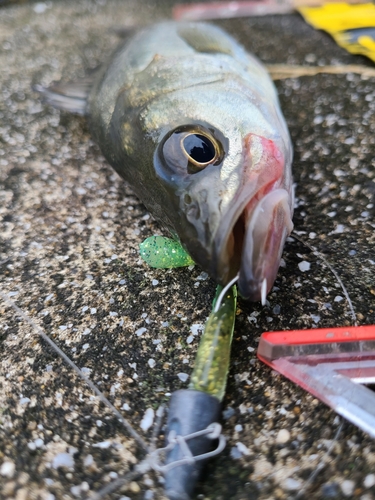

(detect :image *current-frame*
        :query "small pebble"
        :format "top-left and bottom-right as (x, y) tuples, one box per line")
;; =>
(276, 429), (290, 444)
(81, 482), (89, 492)
(52, 453), (74, 469)
(140, 408), (154, 431)
(272, 305), (281, 315)
(135, 327), (147, 337)
(283, 478), (302, 491)
(92, 441), (111, 449)
(0, 461), (15, 478)
(364, 474), (375, 488)
(128, 482), (140, 493)
(334, 224), (345, 233)
(197, 272), (208, 280)
(190, 324), (204, 336)
(34, 438), (44, 448)
(311, 314), (321, 324)
(71, 485), (81, 497)
(177, 373), (189, 382)
(298, 261), (310, 272)
(340, 479), (355, 497)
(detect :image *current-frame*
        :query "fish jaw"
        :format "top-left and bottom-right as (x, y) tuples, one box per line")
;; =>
(215, 133), (293, 302)
(238, 187), (293, 301)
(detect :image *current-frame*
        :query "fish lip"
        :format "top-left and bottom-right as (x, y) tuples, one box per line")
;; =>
(214, 134), (293, 302)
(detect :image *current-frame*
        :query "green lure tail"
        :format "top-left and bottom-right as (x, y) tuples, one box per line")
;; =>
(189, 284), (237, 401)
(139, 236), (194, 268)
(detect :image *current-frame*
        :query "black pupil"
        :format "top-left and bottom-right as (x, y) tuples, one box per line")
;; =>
(183, 134), (216, 164)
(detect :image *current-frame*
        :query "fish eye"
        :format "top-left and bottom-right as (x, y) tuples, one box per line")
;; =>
(159, 126), (223, 175)
(181, 133), (217, 167)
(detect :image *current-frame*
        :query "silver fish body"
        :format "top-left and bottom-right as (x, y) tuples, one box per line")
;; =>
(40, 21), (293, 301)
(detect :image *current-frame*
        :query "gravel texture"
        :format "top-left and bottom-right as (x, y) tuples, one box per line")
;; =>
(1, 1), (375, 500)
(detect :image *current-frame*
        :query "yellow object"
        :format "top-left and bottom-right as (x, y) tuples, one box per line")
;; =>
(298, 3), (375, 62)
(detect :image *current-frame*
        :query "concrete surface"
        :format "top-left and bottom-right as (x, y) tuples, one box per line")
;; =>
(0, 1), (374, 499)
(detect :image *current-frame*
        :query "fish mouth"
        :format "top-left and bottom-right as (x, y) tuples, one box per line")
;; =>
(215, 134), (293, 302)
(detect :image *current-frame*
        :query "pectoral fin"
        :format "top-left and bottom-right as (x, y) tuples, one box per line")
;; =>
(34, 77), (94, 115)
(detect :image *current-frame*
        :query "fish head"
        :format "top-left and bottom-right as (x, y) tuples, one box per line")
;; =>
(145, 87), (294, 302)
(109, 80), (293, 302)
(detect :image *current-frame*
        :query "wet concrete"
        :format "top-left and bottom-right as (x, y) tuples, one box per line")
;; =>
(0, 1), (374, 499)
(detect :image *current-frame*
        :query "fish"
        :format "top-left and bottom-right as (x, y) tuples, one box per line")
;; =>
(37, 21), (294, 302)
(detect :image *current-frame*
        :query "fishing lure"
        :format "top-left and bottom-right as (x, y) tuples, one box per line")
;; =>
(189, 283), (237, 401)
(139, 235), (237, 499)
(139, 236), (194, 268)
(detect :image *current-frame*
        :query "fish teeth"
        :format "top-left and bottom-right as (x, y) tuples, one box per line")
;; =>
(261, 278), (267, 306)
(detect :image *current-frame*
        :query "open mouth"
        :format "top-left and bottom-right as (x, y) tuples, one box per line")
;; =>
(215, 135), (293, 303)
(217, 188), (293, 303)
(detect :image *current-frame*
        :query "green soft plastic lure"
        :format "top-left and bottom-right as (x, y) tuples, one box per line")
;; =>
(189, 284), (237, 401)
(139, 236), (194, 268)
(140, 235), (236, 402)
